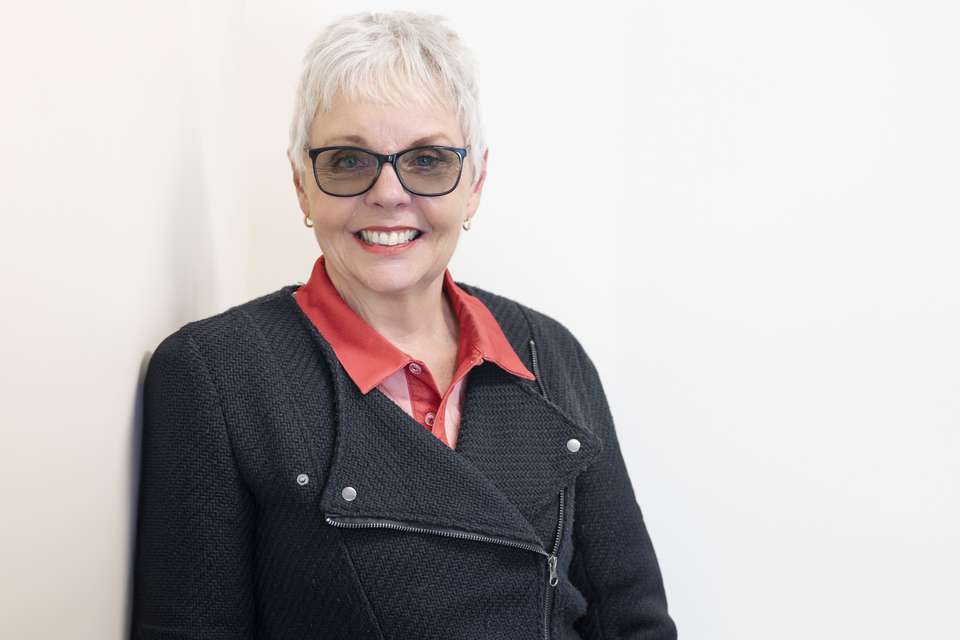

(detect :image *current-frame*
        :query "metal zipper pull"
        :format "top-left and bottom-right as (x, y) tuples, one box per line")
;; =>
(547, 553), (558, 587)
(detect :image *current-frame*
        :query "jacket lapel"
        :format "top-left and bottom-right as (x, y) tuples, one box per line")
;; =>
(309, 285), (602, 549)
(454, 362), (601, 516)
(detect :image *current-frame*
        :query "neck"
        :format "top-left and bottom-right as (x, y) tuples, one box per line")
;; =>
(325, 264), (459, 351)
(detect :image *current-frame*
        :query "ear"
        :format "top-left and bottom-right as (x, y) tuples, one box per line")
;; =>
(290, 156), (311, 217)
(464, 148), (489, 218)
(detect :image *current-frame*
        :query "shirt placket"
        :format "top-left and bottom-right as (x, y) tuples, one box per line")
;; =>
(404, 361), (444, 441)
(405, 355), (483, 448)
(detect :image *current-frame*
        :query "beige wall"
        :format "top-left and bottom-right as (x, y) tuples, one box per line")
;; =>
(0, 2), (250, 637)
(2, 1), (959, 639)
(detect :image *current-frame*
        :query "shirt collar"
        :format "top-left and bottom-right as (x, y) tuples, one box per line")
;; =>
(293, 254), (535, 394)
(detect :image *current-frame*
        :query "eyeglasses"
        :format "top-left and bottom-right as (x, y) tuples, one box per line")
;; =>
(307, 145), (469, 197)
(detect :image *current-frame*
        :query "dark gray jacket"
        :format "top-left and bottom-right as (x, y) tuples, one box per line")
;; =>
(131, 281), (677, 640)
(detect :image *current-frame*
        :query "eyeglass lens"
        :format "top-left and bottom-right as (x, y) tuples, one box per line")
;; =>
(313, 147), (463, 196)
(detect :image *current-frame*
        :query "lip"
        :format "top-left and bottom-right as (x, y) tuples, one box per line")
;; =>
(354, 225), (423, 233)
(352, 229), (426, 255)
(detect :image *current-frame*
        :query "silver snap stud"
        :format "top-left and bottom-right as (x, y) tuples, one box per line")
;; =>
(296, 473), (309, 486)
(408, 362), (422, 375)
(341, 486), (358, 501)
(566, 438), (581, 453)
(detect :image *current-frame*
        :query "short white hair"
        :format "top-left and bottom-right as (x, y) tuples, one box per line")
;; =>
(287, 11), (486, 187)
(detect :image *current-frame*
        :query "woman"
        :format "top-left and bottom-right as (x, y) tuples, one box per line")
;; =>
(131, 11), (676, 640)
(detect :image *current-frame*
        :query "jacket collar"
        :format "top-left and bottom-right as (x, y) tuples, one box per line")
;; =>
(286, 282), (602, 548)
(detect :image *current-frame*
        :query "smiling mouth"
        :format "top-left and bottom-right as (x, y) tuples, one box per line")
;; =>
(354, 229), (425, 246)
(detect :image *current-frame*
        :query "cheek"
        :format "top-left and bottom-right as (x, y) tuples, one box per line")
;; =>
(311, 201), (356, 231)
(422, 199), (469, 233)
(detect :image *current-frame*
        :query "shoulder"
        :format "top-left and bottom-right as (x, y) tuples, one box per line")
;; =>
(151, 285), (302, 369)
(454, 279), (595, 376)
(457, 282), (582, 348)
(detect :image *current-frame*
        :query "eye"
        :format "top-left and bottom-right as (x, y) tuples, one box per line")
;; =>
(323, 150), (373, 172)
(335, 154), (360, 169)
(402, 149), (451, 172)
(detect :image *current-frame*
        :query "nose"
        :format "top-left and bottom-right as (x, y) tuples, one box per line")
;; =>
(363, 161), (411, 208)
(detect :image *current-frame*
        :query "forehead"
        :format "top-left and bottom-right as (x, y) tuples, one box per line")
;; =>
(309, 93), (463, 151)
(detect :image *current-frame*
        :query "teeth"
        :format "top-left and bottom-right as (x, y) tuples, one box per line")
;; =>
(359, 229), (421, 246)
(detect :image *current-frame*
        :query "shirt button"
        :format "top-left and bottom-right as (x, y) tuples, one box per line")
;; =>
(408, 362), (422, 375)
(424, 411), (436, 426)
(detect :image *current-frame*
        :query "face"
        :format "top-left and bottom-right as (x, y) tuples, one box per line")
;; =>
(292, 92), (487, 300)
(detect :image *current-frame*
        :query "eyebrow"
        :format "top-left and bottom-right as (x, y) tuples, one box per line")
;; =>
(319, 133), (458, 148)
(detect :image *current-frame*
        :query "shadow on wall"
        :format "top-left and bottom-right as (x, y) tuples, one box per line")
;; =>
(167, 113), (220, 333)
(124, 116), (219, 638)
(124, 350), (151, 639)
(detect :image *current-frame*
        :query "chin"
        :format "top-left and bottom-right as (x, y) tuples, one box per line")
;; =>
(357, 263), (431, 295)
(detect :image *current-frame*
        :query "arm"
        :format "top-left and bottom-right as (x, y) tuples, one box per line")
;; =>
(569, 342), (677, 639)
(131, 329), (256, 639)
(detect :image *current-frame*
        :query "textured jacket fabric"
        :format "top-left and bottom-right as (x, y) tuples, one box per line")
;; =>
(131, 280), (678, 640)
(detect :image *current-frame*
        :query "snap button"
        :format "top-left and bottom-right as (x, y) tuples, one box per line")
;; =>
(341, 486), (357, 501)
(407, 362), (422, 375)
(566, 438), (581, 453)
(296, 473), (309, 486)
(424, 411), (436, 426)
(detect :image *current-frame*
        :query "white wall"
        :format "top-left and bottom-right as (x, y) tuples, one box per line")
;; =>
(1, 1), (957, 638)
(624, 3), (960, 637)
(0, 2), (248, 637)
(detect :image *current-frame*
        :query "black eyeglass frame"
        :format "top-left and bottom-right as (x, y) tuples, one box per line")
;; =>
(307, 145), (470, 197)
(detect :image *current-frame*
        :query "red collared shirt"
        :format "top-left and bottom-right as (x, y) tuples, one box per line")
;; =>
(293, 254), (535, 449)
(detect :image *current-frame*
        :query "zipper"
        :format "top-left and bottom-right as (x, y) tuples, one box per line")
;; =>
(529, 338), (548, 399)
(529, 337), (564, 637)
(325, 485), (567, 640)
(542, 485), (565, 640)
(324, 514), (550, 556)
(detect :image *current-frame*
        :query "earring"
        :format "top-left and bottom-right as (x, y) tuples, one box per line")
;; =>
(303, 214), (314, 228)
(462, 218), (472, 231)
